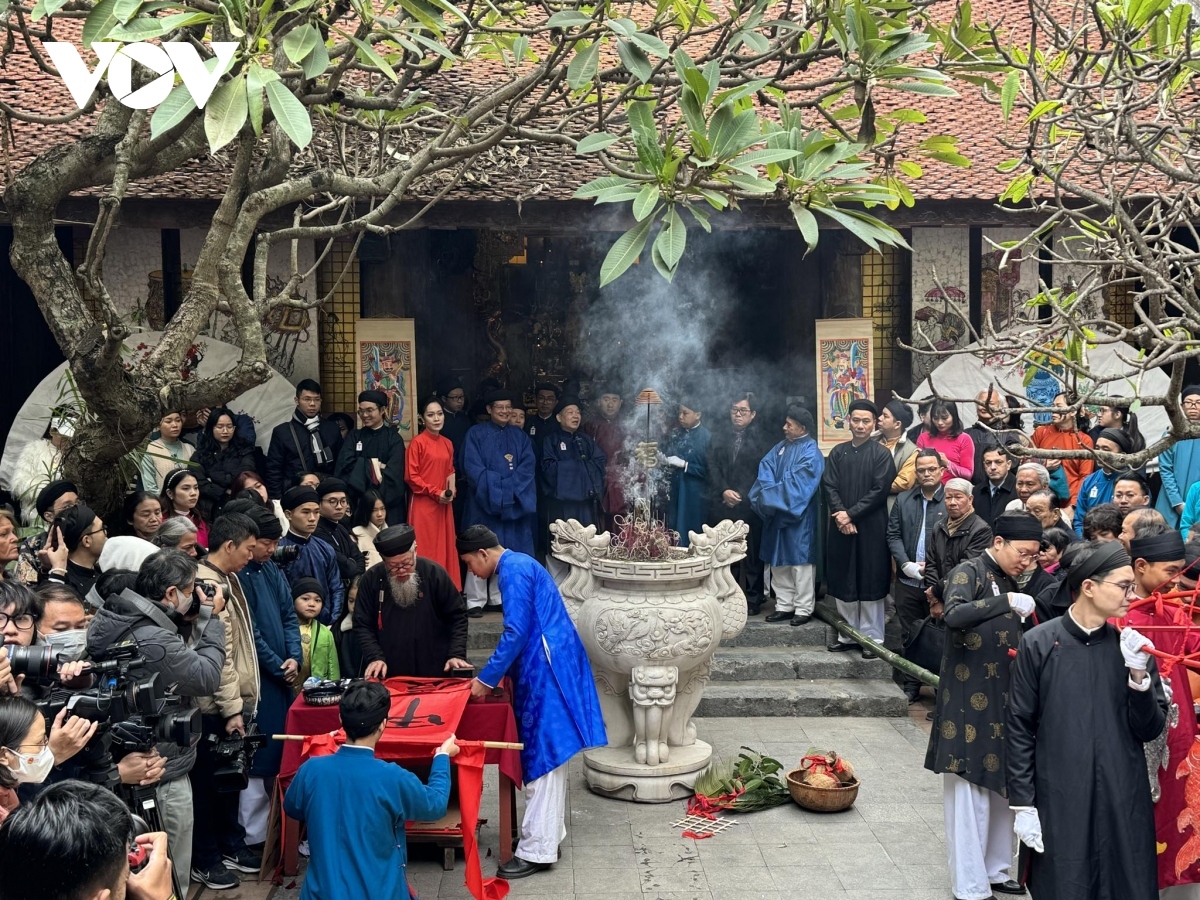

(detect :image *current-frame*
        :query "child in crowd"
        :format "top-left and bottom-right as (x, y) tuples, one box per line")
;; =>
(292, 576), (340, 691)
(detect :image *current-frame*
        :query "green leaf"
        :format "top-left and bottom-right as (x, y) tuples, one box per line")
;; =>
(351, 36), (397, 81)
(302, 36), (329, 78)
(512, 35), (528, 62)
(731, 148), (799, 168)
(266, 79), (313, 148)
(790, 202), (819, 248)
(246, 61), (277, 135)
(573, 175), (627, 198)
(816, 205), (908, 251)
(113, 0), (141, 24)
(83, 0), (120, 45)
(686, 204), (711, 232)
(888, 108), (927, 123)
(889, 81), (958, 96)
(546, 9), (591, 26)
(627, 101), (664, 171)
(283, 23), (320, 63)
(629, 31), (669, 58)
(616, 38), (653, 84)
(633, 184), (660, 221)
(1025, 99), (1062, 125)
(107, 18), (168, 39)
(30, 0), (68, 20)
(896, 159), (923, 177)
(150, 83), (197, 139)
(655, 207), (687, 270)
(567, 42), (600, 89)
(1000, 70), (1019, 122)
(204, 74), (248, 153)
(576, 133), (619, 154)
(600, 217), (655, 286)
(160, 11), (213, 30)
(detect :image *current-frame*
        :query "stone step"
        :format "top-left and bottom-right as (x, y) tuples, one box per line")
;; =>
(695, 679), (909, 718)
(719, 618), (831, 647)
(467, 618), (505, 650)
(710, 647), (893, 681)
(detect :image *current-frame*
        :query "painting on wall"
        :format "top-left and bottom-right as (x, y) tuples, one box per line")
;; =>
(910, 227), (971, 385)
(815, 318), (874, 453)
(981, 228), (1041, 333)
(354, 318), (417, 441)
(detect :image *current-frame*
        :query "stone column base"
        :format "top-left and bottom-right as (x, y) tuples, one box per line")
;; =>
(582, 740), (713, 803)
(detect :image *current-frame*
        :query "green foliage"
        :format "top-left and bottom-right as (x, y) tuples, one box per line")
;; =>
(693, 748), (791, 812)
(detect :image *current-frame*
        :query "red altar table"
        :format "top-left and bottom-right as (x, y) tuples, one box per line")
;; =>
(276, 685), (523, 876)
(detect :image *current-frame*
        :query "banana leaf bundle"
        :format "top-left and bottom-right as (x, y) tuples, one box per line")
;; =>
(690, 747), (791, 813)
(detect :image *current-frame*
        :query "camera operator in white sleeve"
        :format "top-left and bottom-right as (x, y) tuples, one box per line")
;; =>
(86, 548), (227, 900)
(190, 513), (262, 890)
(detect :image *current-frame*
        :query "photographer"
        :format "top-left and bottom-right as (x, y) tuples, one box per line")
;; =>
(36, 503), (106, 598)
(0, 779), (173, 900)
(191, 513), (261, 890)
(86, 549), (227, 899)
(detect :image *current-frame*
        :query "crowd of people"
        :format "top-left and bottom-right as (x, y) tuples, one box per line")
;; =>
(2, 373), (1200, 900)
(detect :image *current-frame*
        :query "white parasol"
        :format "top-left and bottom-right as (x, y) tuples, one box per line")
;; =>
(0, 330), (297, 491)
(909, 330), (1171, 438)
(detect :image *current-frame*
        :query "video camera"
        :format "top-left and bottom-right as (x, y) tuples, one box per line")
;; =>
(206, 723), (268, 792)
(15, 641), (200, 772)
(272, 543), (300, 565)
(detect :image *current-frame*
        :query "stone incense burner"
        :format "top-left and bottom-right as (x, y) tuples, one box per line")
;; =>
(550, 517), (749, 802)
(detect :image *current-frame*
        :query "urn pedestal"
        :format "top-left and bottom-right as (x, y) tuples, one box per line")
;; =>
(551, 519), (749, 803)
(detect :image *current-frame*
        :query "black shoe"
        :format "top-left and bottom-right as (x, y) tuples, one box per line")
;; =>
(861, 649), (878, 660)
(903, 683), (922, 704)
(191, 865), (239, 890)
(222, 848), (261, 874)
(791, 614), (813, 626)
(485, 603), (503, 613)
(497, 856), (550, 879)
(992, 880), (1026, 895)
(765, 611), (793, 623)
(827, 640), (859, 652)
(747, 603), (762, 616)
(466, 607), (484, 618)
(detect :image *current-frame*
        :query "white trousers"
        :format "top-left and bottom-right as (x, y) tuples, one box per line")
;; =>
(834, 598), (885, 644)
(943, 774), (1014, 900)
(516, 763), (568, 864)
(465, 573), (503, 610)
(158, 775), (193, 898)
(239, 777), (271, 846)
(770, 565), (816, 614)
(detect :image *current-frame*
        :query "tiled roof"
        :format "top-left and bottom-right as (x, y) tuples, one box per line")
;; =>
(0, 0), (1028, 209)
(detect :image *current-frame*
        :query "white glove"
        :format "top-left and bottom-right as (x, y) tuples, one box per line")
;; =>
(1008, 592), (1036, 618)
(901, 562), (922, 581)
(1120, 627), (1155, 671)
(1013, 806), (1044, 853)
(665, 455), (687, 469)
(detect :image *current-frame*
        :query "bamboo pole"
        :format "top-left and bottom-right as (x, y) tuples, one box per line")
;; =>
(813, 606), (940, 687)
(272, 735), (523, 749)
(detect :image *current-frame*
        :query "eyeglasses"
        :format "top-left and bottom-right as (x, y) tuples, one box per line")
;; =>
(1186, 400), (1200, 409)
(84, 523), (107, 538)
(730, 408), (753, 416)
(0, 614), (35, 631)
(8, 737), (47, 752)
(1003, 540), (1040, 562)
(1099, 579), (1138, 596)
(324, 498), (349, 507)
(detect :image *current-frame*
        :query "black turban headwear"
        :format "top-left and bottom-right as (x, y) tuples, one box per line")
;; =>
(282, 486), (320, 511)
(1129, 531), (1186, 563)
(785, 405), (815, 435)
(316, 477), (348, 498)
(358, 390), (388, 410)
(457, 526), (500, 554)
(1097, 427), (1133, 454)
(884, 400), (913, 430)
(993, 513), (1044, 542)
(1067, 540), (1132, 592)
(554, 397), (582, 417)
(35, 480), (77, 520)
(485, 389), (515, 406)
(848, 399), (879, 416)
(376, 524), (416, 557)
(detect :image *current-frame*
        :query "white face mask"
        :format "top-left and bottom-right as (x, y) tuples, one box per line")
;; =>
(41, 629), (87, 661)
(7, 744), (53, 784)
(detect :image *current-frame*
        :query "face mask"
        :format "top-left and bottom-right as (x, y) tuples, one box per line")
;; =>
(41, 629), (87, 661)
(7, 745), (53, 784)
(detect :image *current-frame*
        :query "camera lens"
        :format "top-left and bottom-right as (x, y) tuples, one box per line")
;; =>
(7, 645), (59, 679)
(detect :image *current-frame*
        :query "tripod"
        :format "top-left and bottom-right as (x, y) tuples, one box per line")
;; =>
(121, 783), (186, 900)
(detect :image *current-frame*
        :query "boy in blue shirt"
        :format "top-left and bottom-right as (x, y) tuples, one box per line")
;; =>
(284, 681), (458, 899)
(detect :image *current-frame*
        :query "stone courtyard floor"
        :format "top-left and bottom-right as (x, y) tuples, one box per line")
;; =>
(220, 713), (961, 900)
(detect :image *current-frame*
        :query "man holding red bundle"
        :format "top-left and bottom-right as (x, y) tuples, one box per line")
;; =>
(1124, 528), (1200, 895)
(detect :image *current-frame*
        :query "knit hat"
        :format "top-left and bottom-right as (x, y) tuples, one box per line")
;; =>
(291, 576), (324, 601)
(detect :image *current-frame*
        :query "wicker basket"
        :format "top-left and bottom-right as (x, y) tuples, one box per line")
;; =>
(785, 769), (860, 812)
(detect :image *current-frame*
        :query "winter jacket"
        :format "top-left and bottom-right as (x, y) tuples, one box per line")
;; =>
(193, 438), (257, 510)
(85, 588), (225, 782)
(265, 414), (343, 498)
(279, 532), (344, 625)
(139, 435), (194, 494)
(973, 474), (1018, 530)
(11, 439), (62, 526)
(886, 484), (947, 572)
(314, 517), (366, 586)
(298, 620), (340, 688)
(194, 560), (260, 721)
(924, 513), (994, 601)
(707, 421), (770, 524)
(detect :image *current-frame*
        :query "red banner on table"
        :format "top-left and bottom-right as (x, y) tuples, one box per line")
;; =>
(295, 677), (507, 900)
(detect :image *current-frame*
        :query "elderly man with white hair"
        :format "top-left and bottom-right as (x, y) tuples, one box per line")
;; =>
(923, 478), (994, 615)
(353, 524), (472, 679)
(1004, 462), (1051, 512)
